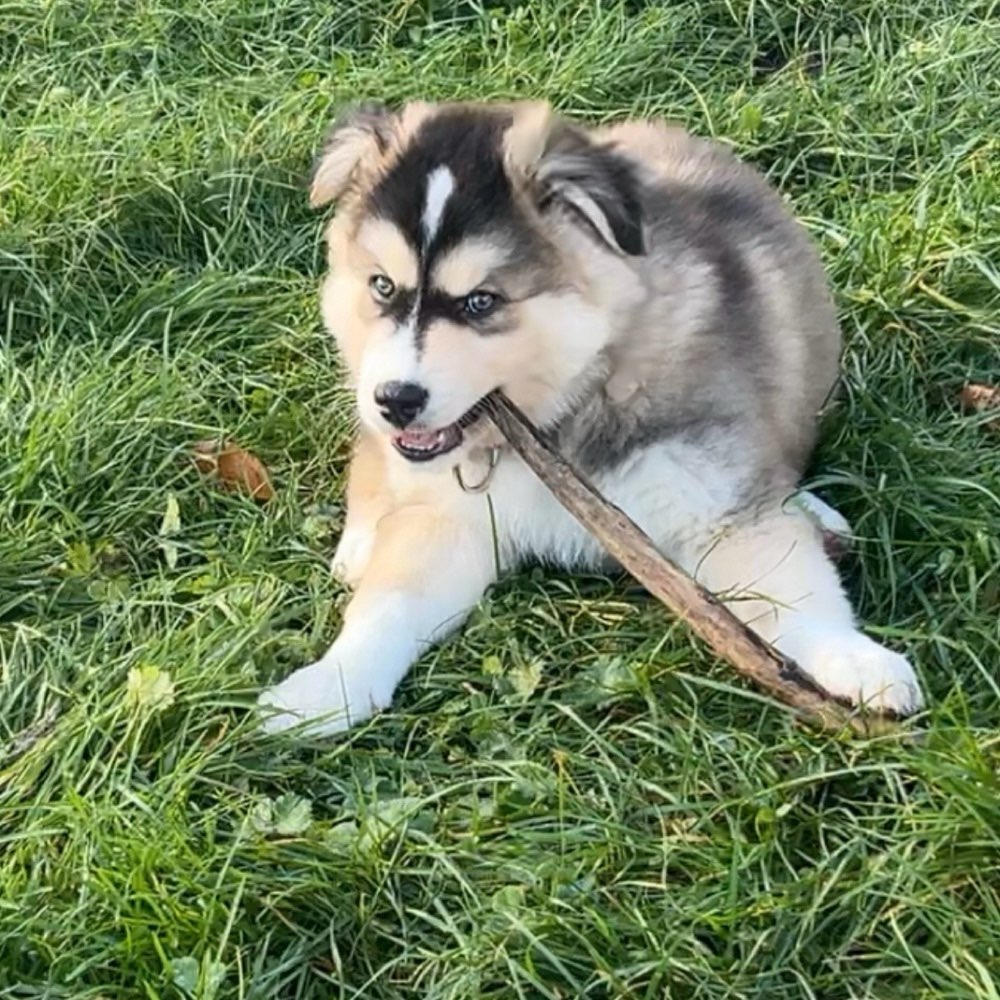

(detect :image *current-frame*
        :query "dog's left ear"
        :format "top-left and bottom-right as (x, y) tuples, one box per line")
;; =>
(504, 101), (645, 257)
(309, 101), (395, 208)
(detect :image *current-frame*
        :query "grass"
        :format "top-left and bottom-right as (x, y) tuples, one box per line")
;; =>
(2, 0), (1000, 996)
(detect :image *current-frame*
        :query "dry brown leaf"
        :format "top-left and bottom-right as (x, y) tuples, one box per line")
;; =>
(958, 382), (1000, 433)
(192, 439), (275, 501)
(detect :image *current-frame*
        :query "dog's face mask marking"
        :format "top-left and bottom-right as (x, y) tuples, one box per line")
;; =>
(312, 101), (646, 465)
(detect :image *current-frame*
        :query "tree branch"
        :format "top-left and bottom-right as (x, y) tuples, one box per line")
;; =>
(484, 391), (896, 736)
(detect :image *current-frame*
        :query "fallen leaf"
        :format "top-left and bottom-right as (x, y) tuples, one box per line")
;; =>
(324, 820), (359, 851)
(272, 793), (313, 836)
(126, 665), (176, 712)
(170, 956), (199, 995)
(250, 796), (275, 834)
(354, 796), (427, 853)
(169, 955), (225, 1000)
(203, 959), (227, 999)
(160, 539), (179, 570)
(481, 654), (503, 676)
(159, 493), (181, 569)
(958, 382), (1000, 433)
(959, 382), (1000, 410)
(491, 884), (526, 914)
(159, 493), (181, 535)
(193, 439), (274, 501)
(509, 659), (543, 698)
(250, 793), (313, 836)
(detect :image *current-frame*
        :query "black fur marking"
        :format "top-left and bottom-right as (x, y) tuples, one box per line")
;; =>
(415, 288), (464, 330)
(643, 179), (770, 369)
(539, 136), (646, 256)
(712, 244), (760, 335)
(699, 185), (771, 228)
(695, 189), (770, 376)
(555, 392), (742, 477)
(380, 287), (416, 325)
(368, 107), (530, 355)
(368, 108), (518, 257)
(414, 288), (511, 336)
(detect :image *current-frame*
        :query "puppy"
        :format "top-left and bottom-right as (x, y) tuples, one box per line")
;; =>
(257, 100), (923, 736)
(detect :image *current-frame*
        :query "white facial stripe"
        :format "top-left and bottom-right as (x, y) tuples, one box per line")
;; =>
(422, 166), (455, 246)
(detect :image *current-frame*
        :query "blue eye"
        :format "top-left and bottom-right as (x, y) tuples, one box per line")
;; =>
(369, 274), (395, 300)
(463, 290), (499, 316)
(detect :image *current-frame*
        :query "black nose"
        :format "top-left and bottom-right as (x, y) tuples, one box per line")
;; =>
(374, 381), (429, 429)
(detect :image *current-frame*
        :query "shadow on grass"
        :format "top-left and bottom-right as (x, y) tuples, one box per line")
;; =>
(2, 152), (321, 350)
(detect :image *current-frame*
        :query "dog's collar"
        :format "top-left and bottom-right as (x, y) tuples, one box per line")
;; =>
(452, 445), (502, 494)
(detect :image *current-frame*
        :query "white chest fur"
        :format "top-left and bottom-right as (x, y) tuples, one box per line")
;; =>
(482, 438), (747, 576)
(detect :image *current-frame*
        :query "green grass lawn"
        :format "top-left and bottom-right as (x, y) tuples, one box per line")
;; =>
(2, 1), (1000, 996)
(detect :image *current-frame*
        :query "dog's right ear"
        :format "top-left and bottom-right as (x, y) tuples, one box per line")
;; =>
(309, 102), (394, 208)
(503, 101), (645, 257)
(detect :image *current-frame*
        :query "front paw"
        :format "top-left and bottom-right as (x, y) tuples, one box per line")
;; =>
(784, 624), (924, 716)
(256, 656), (388, 737)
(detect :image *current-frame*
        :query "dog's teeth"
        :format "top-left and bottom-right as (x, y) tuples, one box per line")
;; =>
(394, 422), (463, 459)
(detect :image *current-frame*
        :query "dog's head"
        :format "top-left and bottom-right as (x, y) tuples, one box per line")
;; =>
(311, 100), (645, 466)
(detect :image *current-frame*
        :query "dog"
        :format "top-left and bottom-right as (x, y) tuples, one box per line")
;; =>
(256, 99), (924, 736)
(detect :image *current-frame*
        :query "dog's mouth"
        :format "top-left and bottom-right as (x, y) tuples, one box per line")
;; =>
(391, 397), (490, 463)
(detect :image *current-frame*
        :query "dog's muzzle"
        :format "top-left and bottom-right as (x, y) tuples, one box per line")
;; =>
(391, 396), (491, 463)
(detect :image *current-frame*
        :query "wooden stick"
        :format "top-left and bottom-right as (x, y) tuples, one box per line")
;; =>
(483, 391), (897, 736)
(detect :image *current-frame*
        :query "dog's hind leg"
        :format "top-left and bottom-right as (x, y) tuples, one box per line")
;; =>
(258, 499), (495, 736)
(691, 506), (923, 715)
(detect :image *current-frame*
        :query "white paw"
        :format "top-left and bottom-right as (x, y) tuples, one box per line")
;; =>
(783, 623), (924, 715)
(256, 655), (389, 737)
(330, 525), (375, 587)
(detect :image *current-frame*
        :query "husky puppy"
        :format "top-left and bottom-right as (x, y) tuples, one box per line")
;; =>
(257, 100), (923, 736)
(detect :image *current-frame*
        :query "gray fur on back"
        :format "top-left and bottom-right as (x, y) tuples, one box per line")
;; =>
(552, 128), (841, 499)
